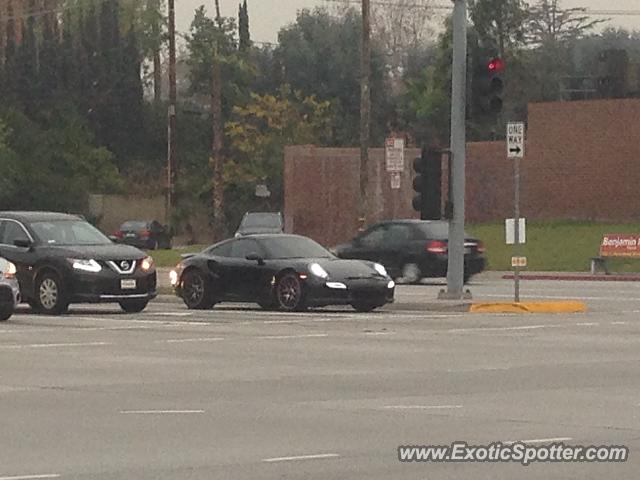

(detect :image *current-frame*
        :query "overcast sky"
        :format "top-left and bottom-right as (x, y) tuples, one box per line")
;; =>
(175, 0), (640, 44)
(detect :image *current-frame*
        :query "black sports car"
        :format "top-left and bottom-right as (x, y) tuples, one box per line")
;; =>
(171, 234), (395, 312)
(0, 212), (157, 315)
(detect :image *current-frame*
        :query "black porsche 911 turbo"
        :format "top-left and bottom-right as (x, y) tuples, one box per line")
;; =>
(171, 234), (395, 312)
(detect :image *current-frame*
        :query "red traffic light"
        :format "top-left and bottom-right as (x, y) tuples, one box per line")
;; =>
(488, 57), (505, 72)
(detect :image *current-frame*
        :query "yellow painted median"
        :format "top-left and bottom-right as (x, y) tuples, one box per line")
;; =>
(470, 301), (587, 314)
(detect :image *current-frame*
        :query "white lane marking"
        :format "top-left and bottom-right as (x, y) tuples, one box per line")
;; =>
(263, 320), (300, 324)
(575, 322), (598, 326)
(448, 325), (552, 333)
(262, 453), (340, 463)
(365, 331), (396, 336)
(161, 337), (224, 344)
(0, 475), (60, 480)
(505, 437), (572, 445)
(258, 334), (329, 340)
(144, 312), (193, 317)
(447, 367), (509, 372)
(384, 405), (463, 410)
(612, 321), (628, 325)
(0, 341), (111, 350)
(120, 410), (205, 414)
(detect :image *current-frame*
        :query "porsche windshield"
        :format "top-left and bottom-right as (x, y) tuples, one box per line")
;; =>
(261, 236), (333, 259)
(31, 220), (112, 246)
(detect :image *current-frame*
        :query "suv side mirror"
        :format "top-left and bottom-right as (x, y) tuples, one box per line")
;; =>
(246, 252), (265, 265)
(14, 239), (32, 249)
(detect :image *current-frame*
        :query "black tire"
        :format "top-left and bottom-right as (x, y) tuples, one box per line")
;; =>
(351, 302), (379, 313)
(34, 271), (69, 315)
(0, 307), (12, 321)
(400, 263), (421, 284)
(181, 269), (216, 310)
(119, 299), (149, 313)
(275, 273), (306, 312)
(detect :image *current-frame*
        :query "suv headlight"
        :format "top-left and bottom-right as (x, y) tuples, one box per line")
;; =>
(141, 256), (154, 272)
(309, 263), (329, 279)
(3, 261), (17, 279)
(373, 263), (388, 277)
(69, 259), (102, 273)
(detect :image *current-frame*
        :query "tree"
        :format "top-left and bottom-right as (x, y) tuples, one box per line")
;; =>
(470, 0), (528, 56)
(525, 0), (605, 46)
(238, 0), (250, 53)
(225, 85), (332, 224)
(275, 8), (391, 146)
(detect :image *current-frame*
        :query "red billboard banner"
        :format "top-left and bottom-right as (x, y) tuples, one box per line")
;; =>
(599, 234), (640, 257)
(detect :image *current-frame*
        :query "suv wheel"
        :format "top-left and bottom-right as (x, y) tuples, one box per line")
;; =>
(35, 272), (69, 315)
(119, 299), (149, 313)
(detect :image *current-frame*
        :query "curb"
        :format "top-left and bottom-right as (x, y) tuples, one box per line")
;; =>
(469, 301), (587, 314)
(502, 274), (640, 282)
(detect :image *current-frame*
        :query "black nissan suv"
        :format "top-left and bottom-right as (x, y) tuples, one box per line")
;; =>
(0, 212), (157, 315)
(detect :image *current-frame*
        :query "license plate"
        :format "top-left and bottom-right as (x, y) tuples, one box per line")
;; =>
(121, 279), (137, 290)
(125, 233), (136, 238)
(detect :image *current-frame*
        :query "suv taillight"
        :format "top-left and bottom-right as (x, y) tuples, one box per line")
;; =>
(114, 230), (124, 239)
(426, 240), (447, 254)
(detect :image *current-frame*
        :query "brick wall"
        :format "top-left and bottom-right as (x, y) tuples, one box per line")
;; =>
(284, 146), (418, 247)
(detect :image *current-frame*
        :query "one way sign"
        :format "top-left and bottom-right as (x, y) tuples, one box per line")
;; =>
(507, 122), (525, 158)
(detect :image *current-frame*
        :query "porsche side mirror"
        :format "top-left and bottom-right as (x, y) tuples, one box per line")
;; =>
(246, 253), (265, 265)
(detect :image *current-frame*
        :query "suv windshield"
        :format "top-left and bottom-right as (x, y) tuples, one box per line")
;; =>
(241, 213), (282, 229)
(31, 220), (112, 246)
(261, 236), (332, 259)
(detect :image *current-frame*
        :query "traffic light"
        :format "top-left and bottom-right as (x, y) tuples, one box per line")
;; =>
(472, 56), (505, 117)
(412, 147), (442, 220)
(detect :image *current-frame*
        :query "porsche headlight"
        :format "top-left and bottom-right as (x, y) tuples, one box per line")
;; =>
(373, 263), (388, 277)
(69, 258), (102, 273)
(309, 263), (329, 279)
(169, 269), (179, 286)
(141, 256), (154, 272)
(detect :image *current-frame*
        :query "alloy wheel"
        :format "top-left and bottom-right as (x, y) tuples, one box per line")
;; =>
(39, 278), (59, 310)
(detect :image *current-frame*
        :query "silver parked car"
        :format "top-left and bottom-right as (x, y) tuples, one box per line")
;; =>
(0, 257), (20, 321)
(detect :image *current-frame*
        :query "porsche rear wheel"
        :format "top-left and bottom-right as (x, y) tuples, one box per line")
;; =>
(181, 269), (216, 310)
(351, 302), (379, 313)
(276, 273), (306, 312)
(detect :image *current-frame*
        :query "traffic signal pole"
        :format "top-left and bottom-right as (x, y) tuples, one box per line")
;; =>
(443, 0), (468, 299)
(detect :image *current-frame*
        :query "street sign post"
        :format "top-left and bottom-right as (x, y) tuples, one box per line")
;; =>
(507, 122), (525, 302)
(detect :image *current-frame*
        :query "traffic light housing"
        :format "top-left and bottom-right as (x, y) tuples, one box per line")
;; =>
(412, 148), (442, 220)
(472, 56), (505, 117)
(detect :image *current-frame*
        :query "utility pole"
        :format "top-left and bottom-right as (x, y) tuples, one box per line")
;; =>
(359, 0), (371, 231)
(167, 0), (177, 226)
(149, 0), (162, 105)
(210, 0), (226, 238)
(443, 0), (468, 299)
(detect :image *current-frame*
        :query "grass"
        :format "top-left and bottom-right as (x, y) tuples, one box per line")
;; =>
(148, 245), (208, 268)
(467, 220), (640, 272)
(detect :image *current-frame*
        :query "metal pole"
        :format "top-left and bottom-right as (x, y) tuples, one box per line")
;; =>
(514, 156), (521, 302)
(445, 0), (467, 298)
(167, 0), (177, 224)
(359, 0), (371, 231)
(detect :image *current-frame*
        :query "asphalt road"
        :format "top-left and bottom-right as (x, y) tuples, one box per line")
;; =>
(1, 277), (639, 479)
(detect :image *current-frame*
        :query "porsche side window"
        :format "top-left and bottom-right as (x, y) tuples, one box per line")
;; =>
(230, 239), (262, 259)
(206, 241), (232, 257)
